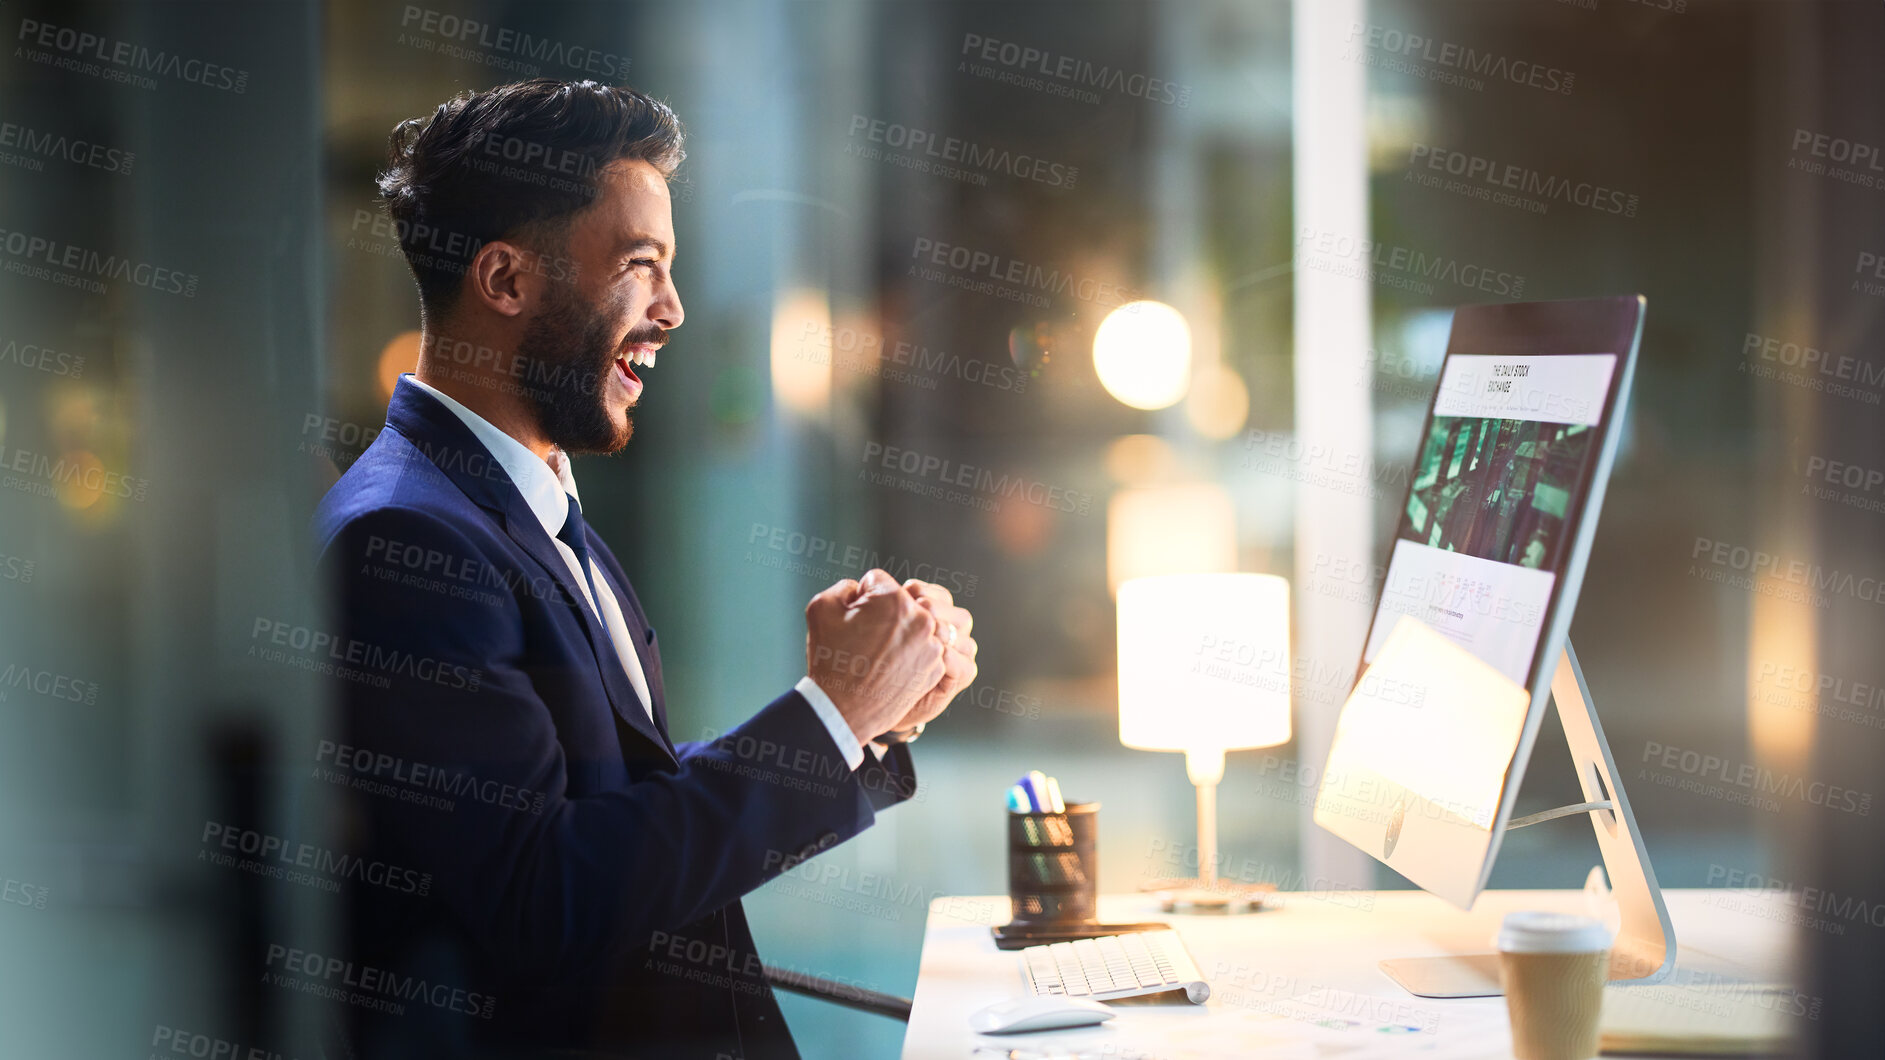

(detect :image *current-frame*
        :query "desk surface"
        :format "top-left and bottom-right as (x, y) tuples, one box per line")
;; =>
(903, 889), (1797, 1059)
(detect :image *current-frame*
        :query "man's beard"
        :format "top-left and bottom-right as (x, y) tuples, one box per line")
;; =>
(515, 284), (654, 455)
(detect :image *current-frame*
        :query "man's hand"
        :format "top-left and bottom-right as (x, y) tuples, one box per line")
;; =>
(805, 569), (948, 745)
(891, 579), (977, 731)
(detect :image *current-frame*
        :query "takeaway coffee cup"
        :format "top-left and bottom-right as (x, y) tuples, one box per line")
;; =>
(1497, 911), (1612, 1060)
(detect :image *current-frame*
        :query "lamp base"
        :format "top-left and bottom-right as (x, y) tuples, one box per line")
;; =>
(1139, 878), (1275, 914)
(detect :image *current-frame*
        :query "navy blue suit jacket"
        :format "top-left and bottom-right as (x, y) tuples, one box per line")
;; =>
(310, 378), (915, 1058)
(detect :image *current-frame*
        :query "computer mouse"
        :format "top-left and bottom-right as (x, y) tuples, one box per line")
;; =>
(970, 996), (1116, 1034)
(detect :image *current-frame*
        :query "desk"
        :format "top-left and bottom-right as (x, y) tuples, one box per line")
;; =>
(903, 890), (1796, 1059)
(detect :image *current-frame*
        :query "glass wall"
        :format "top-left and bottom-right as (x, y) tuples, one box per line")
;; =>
(1, 1), (1879, 1056)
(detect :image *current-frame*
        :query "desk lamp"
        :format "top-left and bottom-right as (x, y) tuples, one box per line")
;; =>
(1118, 572), (1290, 912)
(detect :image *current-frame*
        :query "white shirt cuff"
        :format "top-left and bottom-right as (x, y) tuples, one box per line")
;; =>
(795, 676), (866, 771)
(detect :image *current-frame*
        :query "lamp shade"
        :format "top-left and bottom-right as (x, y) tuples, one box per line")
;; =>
(1117, 572), (1292, 754)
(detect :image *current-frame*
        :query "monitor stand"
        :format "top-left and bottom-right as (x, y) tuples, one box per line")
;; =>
(1379, 641), (1678, 999)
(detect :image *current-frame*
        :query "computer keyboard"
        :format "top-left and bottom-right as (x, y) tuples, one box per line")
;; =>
(1020, 929), (1210, 1004)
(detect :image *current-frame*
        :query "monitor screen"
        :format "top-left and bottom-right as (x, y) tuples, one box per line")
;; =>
(1315, 296), (1644, 909)
(1361, 351), (1618, 688)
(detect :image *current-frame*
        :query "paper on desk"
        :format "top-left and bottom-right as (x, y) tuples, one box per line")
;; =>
(1599, 981), (1805, 1056)
(1093, 1006), (1515, 1060)
(973, 1022), (1315, 1060)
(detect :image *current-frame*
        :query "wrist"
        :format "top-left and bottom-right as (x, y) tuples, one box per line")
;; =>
(794, 675), (867, 771)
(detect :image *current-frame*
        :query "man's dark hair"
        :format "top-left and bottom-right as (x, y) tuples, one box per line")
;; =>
(377, 79), (685, 320)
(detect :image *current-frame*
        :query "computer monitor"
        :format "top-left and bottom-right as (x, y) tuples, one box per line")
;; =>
(1313, 296), (1646, 914)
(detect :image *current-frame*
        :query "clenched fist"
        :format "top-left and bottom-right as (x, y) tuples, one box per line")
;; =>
(805, 569), (948, 744)
(891, 577), (977, 731)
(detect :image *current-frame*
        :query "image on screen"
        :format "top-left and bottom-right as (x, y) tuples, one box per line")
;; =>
(1363, 352), (1618, 686)
(1403, 416), (1595, 574)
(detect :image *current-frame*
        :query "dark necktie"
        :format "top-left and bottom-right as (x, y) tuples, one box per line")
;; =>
(555, 493), (603, 612)
(554, 492), (663, 734)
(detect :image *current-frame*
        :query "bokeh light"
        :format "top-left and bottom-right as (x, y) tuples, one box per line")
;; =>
(377, 330), (423, 399)
(769, 287), (833, 416)
(53, 450), (107, 511)
(1104, 433), (1178, 486)
(1008, 321), (1057, 377)
(1092, 300), (1192, 410)
(1106, 482), (1236, 594)
(1185, 361), (1251, 440)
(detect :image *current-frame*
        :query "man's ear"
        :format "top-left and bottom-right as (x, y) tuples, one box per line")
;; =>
(463, 239), (547, 319)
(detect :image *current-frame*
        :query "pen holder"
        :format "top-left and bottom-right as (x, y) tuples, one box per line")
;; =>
(1005, 801), (1100, 926)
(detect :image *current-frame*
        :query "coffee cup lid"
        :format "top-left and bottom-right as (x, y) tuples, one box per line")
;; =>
(1495, 911), (1612, 954)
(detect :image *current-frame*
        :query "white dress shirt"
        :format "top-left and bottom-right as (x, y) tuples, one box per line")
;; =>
(404, 374), (868, 768)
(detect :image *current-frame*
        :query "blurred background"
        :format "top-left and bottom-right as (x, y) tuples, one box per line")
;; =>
(1, 0), (1880, 1056)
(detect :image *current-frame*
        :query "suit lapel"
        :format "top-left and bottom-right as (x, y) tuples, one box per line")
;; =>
(501, 519), (675, 758)
(589, 557), (671, 741)
(383, 379), (677, 762)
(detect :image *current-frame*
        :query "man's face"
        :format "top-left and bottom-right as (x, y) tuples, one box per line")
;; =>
(515, 158), (683, 455)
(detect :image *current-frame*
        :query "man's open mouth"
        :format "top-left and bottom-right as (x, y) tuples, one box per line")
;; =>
(615, 343), (659, 398)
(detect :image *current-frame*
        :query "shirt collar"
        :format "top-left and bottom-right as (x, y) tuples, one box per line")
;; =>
(402, 373), (581, 536)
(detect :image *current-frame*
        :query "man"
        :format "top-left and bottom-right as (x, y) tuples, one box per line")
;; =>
(312, 79), (976, 1059)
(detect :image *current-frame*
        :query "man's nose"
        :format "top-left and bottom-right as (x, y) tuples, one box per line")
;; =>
(652, 277), (683, 331)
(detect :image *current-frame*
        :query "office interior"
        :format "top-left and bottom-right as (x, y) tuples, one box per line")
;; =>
(0, 0), (1879, 1056)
